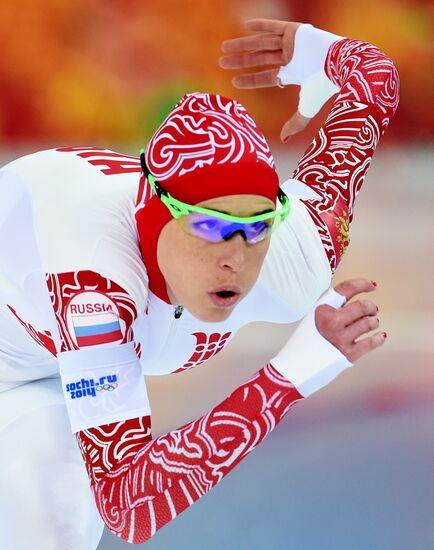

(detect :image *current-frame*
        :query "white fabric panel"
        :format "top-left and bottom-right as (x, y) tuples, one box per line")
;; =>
(298, 72), (342, 118)
(0, 379), (104, 550)
(271, 288), (352, 397)
(0, 170), (60, 344)
(277, 24), (343, 118)
(58, 341), (151, 432)
(0, 170), (60, 391)
(280, 177), (322, 200)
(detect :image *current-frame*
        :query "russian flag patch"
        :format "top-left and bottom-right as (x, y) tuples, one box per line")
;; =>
(66, 291), (125, 349)
(73, 313), (123, 347)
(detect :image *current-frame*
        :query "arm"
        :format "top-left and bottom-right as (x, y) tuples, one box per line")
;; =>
(54, 271), (381, 544)
(220, 21), (400, 271)
(290, 27), (400, 271)
(77, 363), (302, 543)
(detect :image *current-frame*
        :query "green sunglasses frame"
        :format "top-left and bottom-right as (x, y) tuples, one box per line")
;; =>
(140, 151), (291, 229)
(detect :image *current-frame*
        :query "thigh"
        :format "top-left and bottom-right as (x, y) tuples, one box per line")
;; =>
(0, 380), (104, 550)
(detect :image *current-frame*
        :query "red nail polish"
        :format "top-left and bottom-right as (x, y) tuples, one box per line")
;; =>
(382, 332), (388, 339)
(283, 135), (292, 143)
(371, 280), (378, 287)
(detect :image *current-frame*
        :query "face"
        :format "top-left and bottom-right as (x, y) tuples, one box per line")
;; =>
(157, 194), (275, 322)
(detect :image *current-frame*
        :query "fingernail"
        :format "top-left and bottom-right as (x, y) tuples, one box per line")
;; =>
(382, 332), (388, 339)
(371, 280), (378, 287)
(283, 135), (292, 143)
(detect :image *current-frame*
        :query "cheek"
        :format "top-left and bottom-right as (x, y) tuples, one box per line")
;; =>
(158, 226), (211, 288)
(250, 240), (270, 269)
(178, 236), (210, 268)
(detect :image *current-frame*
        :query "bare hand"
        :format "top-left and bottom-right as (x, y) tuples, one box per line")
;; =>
(315, 278), (387, 363)
(219, 19), (310, 140)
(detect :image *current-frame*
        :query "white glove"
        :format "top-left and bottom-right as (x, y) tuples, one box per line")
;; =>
(277, 24), (344, 118)
(271, 287), (352, 397)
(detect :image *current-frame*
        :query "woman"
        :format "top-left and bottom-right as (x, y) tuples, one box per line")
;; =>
(0, 19), (398, 548)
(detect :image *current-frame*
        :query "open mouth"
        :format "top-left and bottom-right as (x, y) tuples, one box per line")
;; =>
(216, 290), (236, 298)
(208, 288), (241, 308)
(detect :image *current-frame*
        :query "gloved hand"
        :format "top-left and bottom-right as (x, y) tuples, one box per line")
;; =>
(270, 278), (386, 397)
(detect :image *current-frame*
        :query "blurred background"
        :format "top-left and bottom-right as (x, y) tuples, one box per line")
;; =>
(1, 0), (433, 548)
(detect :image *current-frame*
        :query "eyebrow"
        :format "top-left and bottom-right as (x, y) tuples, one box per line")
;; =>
(210, 208), (275, 216)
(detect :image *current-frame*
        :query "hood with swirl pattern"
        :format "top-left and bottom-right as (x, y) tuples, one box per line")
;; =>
(135, 92), (278, 303)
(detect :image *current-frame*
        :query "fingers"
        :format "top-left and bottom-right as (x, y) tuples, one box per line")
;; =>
(221, 33), (282, 54)
(244, 18), (288, 35)
(232, 68), (280, 89)
(315, 286), (386, 363)
(348, 332), (387, 363)
(333, 278), (377, 302)
(280, 111), (311, 141)
(219, 50), (284, 70)
(338, 299), (378, 326)
(345, 314), (380, 343)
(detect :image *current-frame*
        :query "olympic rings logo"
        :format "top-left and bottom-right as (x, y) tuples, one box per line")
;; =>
(96, 383), (118, 392)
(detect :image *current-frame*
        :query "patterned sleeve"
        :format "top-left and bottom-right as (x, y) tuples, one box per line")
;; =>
(293, 38), (400, 271)
(76, 365), (303, 543)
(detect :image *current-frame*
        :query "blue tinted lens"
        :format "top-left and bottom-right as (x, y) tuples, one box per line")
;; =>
(244, 220), (273, 243)
(183, 213), (273, 243)
(189, 216), (226, 242)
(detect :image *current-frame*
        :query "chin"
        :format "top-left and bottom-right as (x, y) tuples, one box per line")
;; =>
(192, 306), (233, 323)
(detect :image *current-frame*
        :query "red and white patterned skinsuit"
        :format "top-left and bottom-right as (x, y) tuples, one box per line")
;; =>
(0, 25), (399, 548)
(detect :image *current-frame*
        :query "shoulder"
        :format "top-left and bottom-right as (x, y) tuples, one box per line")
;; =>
(3, 146), (142, 192)
(4, 147), (148, 310)
(3, 145), (142, 241)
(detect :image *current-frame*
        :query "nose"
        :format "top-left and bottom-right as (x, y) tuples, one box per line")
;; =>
(218, 233), (247, 272)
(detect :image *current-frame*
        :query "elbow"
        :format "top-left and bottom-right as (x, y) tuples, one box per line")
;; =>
(92, 485), (155, 545)
(367, 47), (400, 115)
(386, 61), (400, 112)
(93, 479), (180, 545)
(96, 502), (155, 545)
(332, 39), (400, 114)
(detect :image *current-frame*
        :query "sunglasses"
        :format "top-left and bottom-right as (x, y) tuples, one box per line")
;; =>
(140, 151), (290, 244)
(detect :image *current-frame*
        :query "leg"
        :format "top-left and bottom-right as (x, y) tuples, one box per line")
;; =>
(0, 379), (104, 550)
